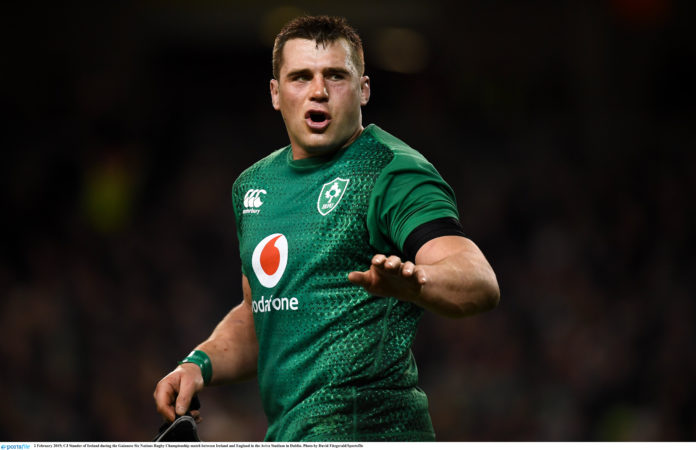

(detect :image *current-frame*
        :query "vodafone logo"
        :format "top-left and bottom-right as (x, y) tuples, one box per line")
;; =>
(251, 233), (288, 288)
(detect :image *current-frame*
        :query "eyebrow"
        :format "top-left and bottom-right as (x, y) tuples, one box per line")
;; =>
(285, 68), (312, 79)
(324, 67), (351, 77)
(284, 67), (352, 79)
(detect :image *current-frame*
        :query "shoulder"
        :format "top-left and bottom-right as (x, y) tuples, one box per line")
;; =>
(360, 125), (442, 185)
(363, 125), (458, 254)
(233, 145), (289, 190)
(364, 124), (434, 171)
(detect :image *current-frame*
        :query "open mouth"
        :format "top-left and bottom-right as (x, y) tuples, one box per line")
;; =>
(305, 110), (331, 130)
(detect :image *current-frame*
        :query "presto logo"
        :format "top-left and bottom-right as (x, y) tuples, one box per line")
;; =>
(251, 233), (288, 288)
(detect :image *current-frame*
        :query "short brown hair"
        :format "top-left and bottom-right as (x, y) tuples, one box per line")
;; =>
(272, 15), (365, 79)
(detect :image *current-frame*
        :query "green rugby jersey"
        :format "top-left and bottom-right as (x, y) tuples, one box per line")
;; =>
(231, 124), (459, 441)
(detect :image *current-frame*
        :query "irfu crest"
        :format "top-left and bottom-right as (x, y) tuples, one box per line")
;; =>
(317, 177), (350, 216)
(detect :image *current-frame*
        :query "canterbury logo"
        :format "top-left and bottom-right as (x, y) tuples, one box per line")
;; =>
(244, 189), (266, 208)
(251, 233), (288, 288)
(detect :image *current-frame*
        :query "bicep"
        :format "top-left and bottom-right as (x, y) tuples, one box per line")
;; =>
(414, 236), (487, 266)
(413, 235), (500, 316)
(415, 235), (499, 298)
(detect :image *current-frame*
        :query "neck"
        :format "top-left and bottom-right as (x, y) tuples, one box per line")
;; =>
(291, 125), (365, 160)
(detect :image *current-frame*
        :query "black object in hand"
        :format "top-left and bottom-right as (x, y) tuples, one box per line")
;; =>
(154, 395), (201, 442)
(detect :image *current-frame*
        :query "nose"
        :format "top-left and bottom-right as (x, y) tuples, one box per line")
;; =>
(310, 76), (328, 101)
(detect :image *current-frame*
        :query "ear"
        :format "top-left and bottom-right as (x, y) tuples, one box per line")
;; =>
(360, 76), (370, 106)
(270, 79), (280, 111)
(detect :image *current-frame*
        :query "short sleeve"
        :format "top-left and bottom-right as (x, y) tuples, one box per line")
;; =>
(366, 151), (460, 255)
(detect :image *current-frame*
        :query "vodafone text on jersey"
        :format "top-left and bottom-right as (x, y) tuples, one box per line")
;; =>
(251, 233), (298, 313)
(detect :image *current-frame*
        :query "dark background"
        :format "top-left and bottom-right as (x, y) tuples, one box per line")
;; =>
(2, 0), (694, 441)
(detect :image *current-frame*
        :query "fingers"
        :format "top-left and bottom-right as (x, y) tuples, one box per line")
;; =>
(372, 254), (402, 272)
(350, 254), (426, 290)
(154, 365), (203, 423)
(413, 266), (428, 285)
(154, 374), (179, 422)
(372, 255), (421, 278)
(371, 255), (426, 283)
(175, 366), (202, 416)
(399, 261), (427, 284)
(401, 261), (415, 276)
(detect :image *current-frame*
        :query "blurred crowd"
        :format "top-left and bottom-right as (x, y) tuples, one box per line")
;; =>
(1, 0), (694, 441)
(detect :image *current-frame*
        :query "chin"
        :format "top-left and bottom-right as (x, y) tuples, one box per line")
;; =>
(303, 136), (340, 153)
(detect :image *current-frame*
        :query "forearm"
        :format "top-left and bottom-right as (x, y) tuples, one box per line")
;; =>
(349, 237), (499, 319)
(194, 301), (258, 385)
(155, 296), (258, 421)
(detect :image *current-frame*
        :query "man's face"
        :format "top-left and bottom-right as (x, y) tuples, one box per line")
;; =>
(270, 38), (370, 159)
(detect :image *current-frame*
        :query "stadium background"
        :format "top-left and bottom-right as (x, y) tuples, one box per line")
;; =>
(2, 0), (694, 441)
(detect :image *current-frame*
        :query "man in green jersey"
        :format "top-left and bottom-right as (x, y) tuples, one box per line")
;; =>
(154, 15), (500, 441)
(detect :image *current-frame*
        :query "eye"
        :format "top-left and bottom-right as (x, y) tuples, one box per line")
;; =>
(327, 73), (345, 81)
(288, 72), (311, 82)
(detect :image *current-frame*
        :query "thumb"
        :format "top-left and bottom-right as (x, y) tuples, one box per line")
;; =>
(348, 271), (369, 287)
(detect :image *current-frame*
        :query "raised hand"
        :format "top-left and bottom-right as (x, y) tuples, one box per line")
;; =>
(348, 254), (426, 303)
